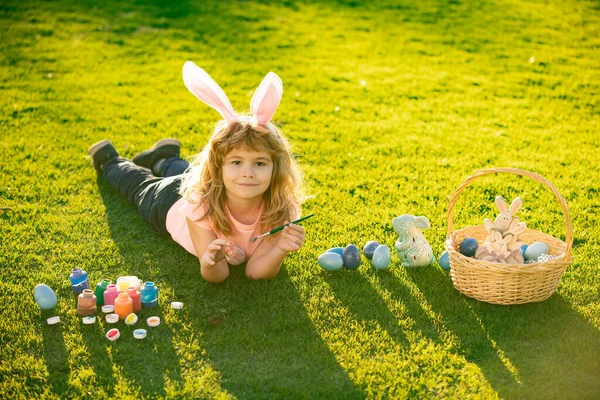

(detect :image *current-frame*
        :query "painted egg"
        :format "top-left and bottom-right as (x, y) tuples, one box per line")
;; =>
(325, 247), (345, 257)
(537, 253), (555, 263)
(520, 244), (528, 256)
(34, 284), (58, 310)
(317, 252), (344, 271)
(524, 241), (549, 262)
(372, 245), (391, 270)
(343, 244), (361, 270)
(438, 251), (450, 270)
(363, 241), (380, 260)
(459, 238), (479, 257)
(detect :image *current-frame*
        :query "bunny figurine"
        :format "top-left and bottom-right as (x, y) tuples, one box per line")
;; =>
(475, 231), (513, 263)
(393, 215), (435, 267)
(502, 219), (526, 264)
(484, 196), (525, 235)
(478, 199), (528, 264)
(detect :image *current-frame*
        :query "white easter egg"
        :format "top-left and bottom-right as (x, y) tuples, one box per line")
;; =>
(34, 284), (58, 310)
(372, 245), (391, 270)
(524, 242), (549, 262)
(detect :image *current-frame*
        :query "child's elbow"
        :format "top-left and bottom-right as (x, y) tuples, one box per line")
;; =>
(245, 270), (270, 280)
(245, 265), (279, 280)
(200, 267), (229, 283)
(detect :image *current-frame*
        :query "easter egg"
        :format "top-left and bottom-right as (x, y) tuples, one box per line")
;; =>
(363, 241), (380, 260)
(325, 247), (345, 257)
(343, 244), (361, 270)
(317, 252), (344, 271)
(459, 238), (479, 257)
(520, 244), (528, 257)
(537, 254), (555, 263)
(438, 251), (450, 270)
(524, 241), (549, 262)
(34, 284), (58, 310)
(372, 245), (391, 270)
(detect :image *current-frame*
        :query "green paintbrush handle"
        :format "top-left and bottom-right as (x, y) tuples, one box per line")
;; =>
(268, 213), (315, 235)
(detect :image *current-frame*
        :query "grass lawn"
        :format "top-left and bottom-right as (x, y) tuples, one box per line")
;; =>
(1, 0), (599, 398)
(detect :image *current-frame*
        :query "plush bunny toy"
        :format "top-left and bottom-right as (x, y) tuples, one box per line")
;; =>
(393, 215), (435, 267)
(477, 197), (527, 264)
(484, 196), (526, 235)
(475, 231), (513, 263)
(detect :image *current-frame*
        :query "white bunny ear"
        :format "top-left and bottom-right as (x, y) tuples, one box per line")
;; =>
(250, 72), (283, 125)
(495, 196), (508, 213)
(414, 216), (430, 229)
(508, 197), (523, 216)
(182, 62), (239, 124)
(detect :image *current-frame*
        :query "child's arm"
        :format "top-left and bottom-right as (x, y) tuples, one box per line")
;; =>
(245, 223), (305, 280)
(186, 217), (234, 283)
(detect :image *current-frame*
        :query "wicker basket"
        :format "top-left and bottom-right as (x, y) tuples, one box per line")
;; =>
(445, 168), (573, 305)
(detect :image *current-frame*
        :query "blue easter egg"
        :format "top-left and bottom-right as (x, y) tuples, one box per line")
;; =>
(459, 237), (479, 257)
(363, 241), (380, 260)
(343, 244), (361, 270)
(520, 244), (528, 256)
(317, 252), (344, 271)
(438, 251), (450, 270)
(326, 247), (345, 257)
(34, 284), (58, 310)
(524, 242), (549, 262)
(372, 245), (391, 270)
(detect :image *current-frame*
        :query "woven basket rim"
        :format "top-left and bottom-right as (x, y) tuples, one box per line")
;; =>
(446, 227), (571, 272)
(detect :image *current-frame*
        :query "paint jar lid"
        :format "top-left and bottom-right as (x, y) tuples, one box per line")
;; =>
(125, 313), (138, 325)
(82, 316), (96, 325)
(105, 313), (119, 324)
(47, 316), (60, 325)
(171, 302), (183, 309)
(146, 316), (160, 327)
(101, 305), (114, 313)
(106, 328), (120, 341)
(133, 329), (147, 339)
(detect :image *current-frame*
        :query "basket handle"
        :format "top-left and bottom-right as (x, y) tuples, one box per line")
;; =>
(447, 167), (573, 258)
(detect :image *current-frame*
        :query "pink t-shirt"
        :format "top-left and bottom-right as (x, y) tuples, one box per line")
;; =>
(166, 197), (266, 258)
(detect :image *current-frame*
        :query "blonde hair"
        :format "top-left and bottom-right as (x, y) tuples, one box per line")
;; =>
(180, 120), (304, 236)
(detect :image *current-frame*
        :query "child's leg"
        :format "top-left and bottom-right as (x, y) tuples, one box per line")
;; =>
(155, 157), (190, 177)
(102, 158), (181, 235)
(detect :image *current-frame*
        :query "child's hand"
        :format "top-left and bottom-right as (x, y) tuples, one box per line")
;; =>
(276, 223), (305, 253)
(203, 239), (236, 266)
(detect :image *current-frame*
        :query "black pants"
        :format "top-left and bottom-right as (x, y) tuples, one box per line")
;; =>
(102, 157), (190, 235)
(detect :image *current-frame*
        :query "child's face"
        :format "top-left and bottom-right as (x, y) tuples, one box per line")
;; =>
(222, 147), (273, 203)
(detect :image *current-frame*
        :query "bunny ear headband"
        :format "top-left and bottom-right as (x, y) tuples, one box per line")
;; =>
(182, 61), (283, 128)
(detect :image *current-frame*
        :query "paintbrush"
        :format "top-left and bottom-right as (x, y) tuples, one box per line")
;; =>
(250, 213), (315, 242)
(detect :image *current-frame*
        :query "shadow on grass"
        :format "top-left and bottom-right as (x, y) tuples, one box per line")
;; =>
(323, 270), (413, 349)
(95, 177), (361, 397)
(92, 178), (184, 397)
(39, 311), (70, 397)
(79, 319), (115, 396)
(406, 266), (600, 398)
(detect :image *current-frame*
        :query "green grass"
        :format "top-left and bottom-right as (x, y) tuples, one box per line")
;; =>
(1, 0), (599, 398)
